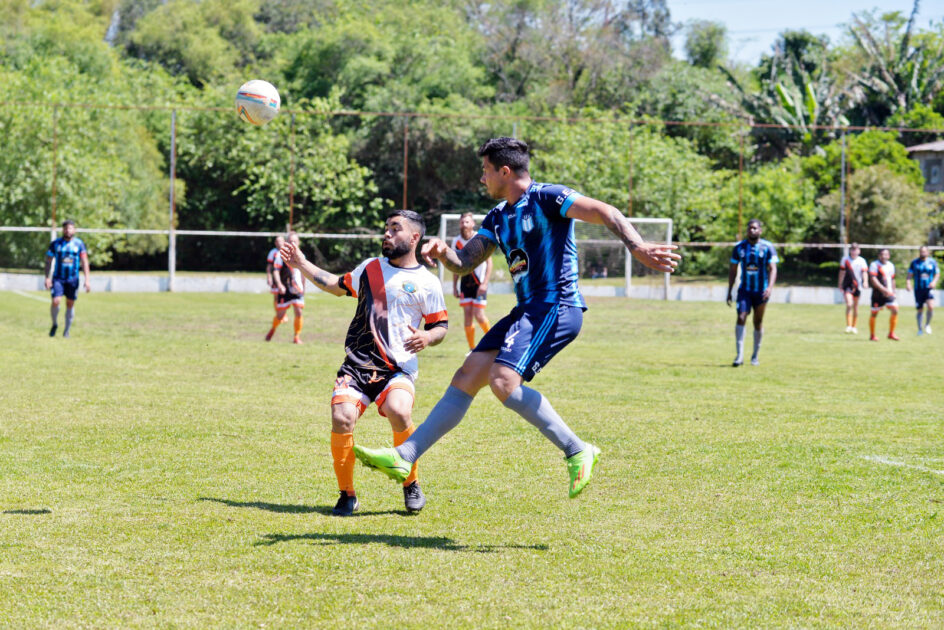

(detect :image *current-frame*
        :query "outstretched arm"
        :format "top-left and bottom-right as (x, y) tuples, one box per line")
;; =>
(564, 196), (680, 273)
(421, 235), (497, 275)
(278, 242), (346, 297)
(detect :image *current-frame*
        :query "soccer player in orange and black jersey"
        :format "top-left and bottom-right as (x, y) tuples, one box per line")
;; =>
(278, 210), (447, 516)
(868, 248), (899, 341)
(265, 232), (305, 344)
(452, 212), (492, 350)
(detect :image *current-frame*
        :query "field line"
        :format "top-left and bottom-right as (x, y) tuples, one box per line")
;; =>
(861, 455), (944, 476)
(10, 289), (47, 302)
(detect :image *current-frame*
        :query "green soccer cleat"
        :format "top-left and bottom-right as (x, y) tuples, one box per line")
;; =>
(566, 444), (601, 498)
(353, 445), (411, 484)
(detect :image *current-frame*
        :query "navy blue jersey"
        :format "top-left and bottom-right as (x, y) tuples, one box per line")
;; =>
(730, 239), (778, 293)
(46, 237), (87, 282)
(908, 257), (939, 291)
(478, 182), (585, 308)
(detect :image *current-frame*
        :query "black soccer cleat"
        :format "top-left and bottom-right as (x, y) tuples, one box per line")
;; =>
(331, 492), (359, 517)
(403, 480), (426, 513)
(49, 324), (57, 337)
(732, 359), (743, 367)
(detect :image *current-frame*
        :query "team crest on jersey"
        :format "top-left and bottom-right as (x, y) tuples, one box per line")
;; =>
(508, 248), (529, 282)
(522, 213), (534, 232)
(401, 281), (417, 294)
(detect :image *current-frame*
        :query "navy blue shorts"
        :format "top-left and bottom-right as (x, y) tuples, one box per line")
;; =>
(474, 302), (583, 381)
(736, 288), (767, 313)
(915, 288), (935, 309)
(51, 278), (79, 301)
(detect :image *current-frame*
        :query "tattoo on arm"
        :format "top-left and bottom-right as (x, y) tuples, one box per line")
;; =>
(443, 235), (496, 275)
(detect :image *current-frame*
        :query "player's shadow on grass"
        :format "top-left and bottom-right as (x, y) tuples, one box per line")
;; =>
(2, 508), (51, 515)
(199, 497), (403, 517)
(255, 532), (549, 553)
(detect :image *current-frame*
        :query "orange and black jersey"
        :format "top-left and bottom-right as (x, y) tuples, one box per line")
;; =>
(339, 257), (447, 379)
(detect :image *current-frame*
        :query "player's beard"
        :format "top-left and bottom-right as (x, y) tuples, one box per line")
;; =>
(382, 240), (413, 260)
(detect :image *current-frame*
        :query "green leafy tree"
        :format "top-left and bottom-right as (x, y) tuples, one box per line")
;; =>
(685, 20), (727, 69)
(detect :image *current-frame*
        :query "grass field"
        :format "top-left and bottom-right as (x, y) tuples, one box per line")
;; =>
(1, 289), (943, 627)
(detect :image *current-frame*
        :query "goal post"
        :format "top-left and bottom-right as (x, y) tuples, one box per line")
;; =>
(437, 213), (673, 299)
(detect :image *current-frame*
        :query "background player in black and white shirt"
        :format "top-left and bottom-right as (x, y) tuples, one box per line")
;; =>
(278, 210), (448, 516)
(838, 243), (868, 334)
(451, 212), (492, 351)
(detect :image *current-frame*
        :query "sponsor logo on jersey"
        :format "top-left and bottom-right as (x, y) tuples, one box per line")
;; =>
(508, 248), (529, 282)
(401, 281), (417, 294)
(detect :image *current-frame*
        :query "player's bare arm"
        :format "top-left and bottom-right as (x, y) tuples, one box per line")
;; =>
(43, 257), (53, 290)
(564, 196), (680, 273)
(81, 252), (91, 292)
(726, 263), (737, 306)
(763, 263), (777, 300)
(906, 272), (914, 292)
(278, 242), (346, 296)
(403, 324), (447, 354)
(422, 235), (496, 275)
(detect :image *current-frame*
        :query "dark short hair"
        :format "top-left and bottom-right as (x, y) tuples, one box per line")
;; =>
(850, 242), (860, 250)
(62, 220), (75, 228)
(879, 247), (890, 255)
(388, 210), (426, 240)
(747, 218), (762, 228)
(477, 137), (530, 174)
(459, 211), (475, 221)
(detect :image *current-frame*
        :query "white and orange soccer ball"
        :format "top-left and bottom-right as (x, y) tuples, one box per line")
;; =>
(235, 80), (281, 126)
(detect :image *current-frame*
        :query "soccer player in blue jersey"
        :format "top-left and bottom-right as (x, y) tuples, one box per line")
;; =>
(726, 219), (778, 367)
(353, 137), (679, 499)
(44, 220), (90, 338)
(906, 246), (940, 336)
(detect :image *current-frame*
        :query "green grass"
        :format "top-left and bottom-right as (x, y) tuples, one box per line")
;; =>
(1, 290), (943, 627)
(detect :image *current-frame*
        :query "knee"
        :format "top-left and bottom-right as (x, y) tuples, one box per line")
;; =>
(384, 408), (411, 433)
(451, 364), (482, 393)
(488, 370), (519, 403)
(331, 407), (357, 434)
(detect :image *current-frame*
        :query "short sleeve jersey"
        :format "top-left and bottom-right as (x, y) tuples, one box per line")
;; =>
(477, 182), (585, 308)
(273, 255), (304, 294)
(869, 259), (896, 291)
(908, 257), (938, 291)
(840, 255), (869, 290)
(730, 239), (779, 293)
(46, 237), (87, 282)
(266, 247), (279, 265)
(338, 257), (448, 379)
(452, 235), (488, 284)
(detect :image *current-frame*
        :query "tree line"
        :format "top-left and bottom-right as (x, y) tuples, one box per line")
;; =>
(0, 0), (942, 278)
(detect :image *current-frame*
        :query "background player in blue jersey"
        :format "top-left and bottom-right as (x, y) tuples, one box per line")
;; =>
(44, 220), (90, 338)
(906, 245), (940, 336)
(354, 136), (679, 499)
(726, 219), (778, 367)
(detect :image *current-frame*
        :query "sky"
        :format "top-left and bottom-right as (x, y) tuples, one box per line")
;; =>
(667, 0), (941, 65)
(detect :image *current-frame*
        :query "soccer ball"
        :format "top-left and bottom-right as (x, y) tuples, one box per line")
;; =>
(235, 80), (281, 126)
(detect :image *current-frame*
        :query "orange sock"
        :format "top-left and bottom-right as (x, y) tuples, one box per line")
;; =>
(392, 425), (418, 486)
(889, 312), (898, 335)
(478, 316), (490, 333)
(869, 315), (877, 336)
(271, 314), (284, 331)
(464, 326), (475, 349)
(294, 315), (303, 335)
(330, 432), (355, 496)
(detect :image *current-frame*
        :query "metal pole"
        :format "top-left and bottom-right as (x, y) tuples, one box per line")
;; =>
(839, 132), (847, 257)
(289, 112), (296, 231)
(168, 109), (177, 292)
(737, 131), (744, 240)
(402, 117), (409, 210)
(627, 122), (634, 216)
(664, 220), (673, 300)
(50, 105), (58, 241)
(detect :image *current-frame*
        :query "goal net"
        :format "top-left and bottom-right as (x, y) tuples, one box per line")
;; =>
(438, 213), (673, 298)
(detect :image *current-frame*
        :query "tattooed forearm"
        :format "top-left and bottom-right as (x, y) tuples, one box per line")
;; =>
(441, 235), (496, 275)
